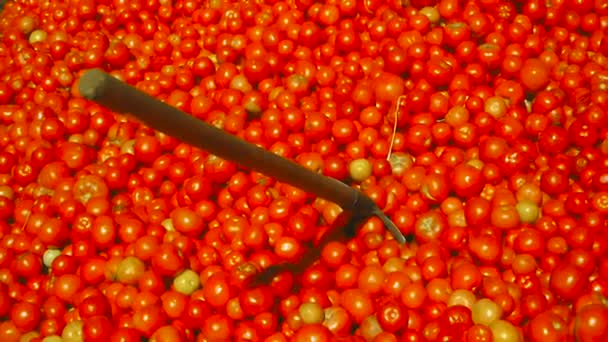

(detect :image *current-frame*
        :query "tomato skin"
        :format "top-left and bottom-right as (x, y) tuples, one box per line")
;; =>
(151, 244), (186, 277)
(170, 208), (204, 236)
(12, 253), (43, 279)
(202, 273), (233, 309)
(181, 299), (212, 330)
(374, 73), (405, 103)
(451, 164), (484, 198)
(528, 311), (568, 342)
(464, 197), (491, 226)
(414, 210), (448, 243)
(466, 324), (493, 341)
(202, 314), (233, 341)
(323, 306), (352, 336)
(340, 289), (374, 324)
(421, 173), (450, 204)
(549, 263), (588, 301)
(437, 322), (469, 341)
(10, 301), (41, 332)
(574, 304), (608, 342)
(451, 262), (482, 291)
(293, 323), (331, 341)
(83, 315), (113, 342)
(0, 286), (15, 316)
(78, 294), (111, 319)
(376, 299), (408, 333)
(520, 58), (550, 91)
(469, 233), (502, 265)
(239, 286), (275, 317)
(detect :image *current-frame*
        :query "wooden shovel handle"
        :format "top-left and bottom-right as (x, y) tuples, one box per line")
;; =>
(78, 69), (366, 211)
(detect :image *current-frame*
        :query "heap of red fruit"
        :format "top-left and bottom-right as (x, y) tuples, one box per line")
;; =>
(1, 0), (608, 341)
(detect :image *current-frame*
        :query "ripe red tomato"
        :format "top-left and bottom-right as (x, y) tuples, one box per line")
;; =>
(374, 73), (405, 103)
(181, 299), (212, 329)
(10, 301), (41, 332)
(151, 244), (186, 277)
(202, 314), (233, 341)
(549, 263), (588, 301)
(340, 289), (374, 324)
(170, 207), (204, 236)
(293, 324), (332, 342)
(83, 315), (113, 342)
(202, 273), (232, 308)
(78, 294), (111, 319)
(528, 310), (568, 342)
(239, 286), (275, 317)
(414, 210), (447, 243)
(12, 253), (42, 279)
(451, 164), (484, 197)
(574, 304), (608, 341)
(376, 299), (408, 333)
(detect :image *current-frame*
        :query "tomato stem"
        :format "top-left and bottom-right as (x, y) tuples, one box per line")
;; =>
(387, 95), (406, 162)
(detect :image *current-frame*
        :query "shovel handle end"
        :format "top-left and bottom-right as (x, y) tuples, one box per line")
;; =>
(79, 69), (110, 101)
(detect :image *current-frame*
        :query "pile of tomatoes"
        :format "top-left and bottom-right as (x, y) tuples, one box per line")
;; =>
(1, 0), (608, 340)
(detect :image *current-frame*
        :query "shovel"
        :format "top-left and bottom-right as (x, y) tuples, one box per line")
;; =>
(78, 69), (407, 282)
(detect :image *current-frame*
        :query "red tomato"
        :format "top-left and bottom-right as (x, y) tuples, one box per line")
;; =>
(528, 310), (568, 342)
(239, 286), (275, 317)
(374, 73), (405, 103)
(466, 324), (493, 341)
(340, 289), (374, 324)
(451, 164), (484, 198)
(10, 301), (41, 332)
(83, 315), (113, 342)
(78, 294), (111, 319)
(549, 263), (588, 301)
(376, 299), (408, 333)
(414, 210), (447, 243)
(202, 314), (233, 341)
(202, 273), (232, 308)
(520, 59), (550, 91)
(323, 306), (353, 336)
(170, 208), (204, 236)
(293, 324), (332, 342)
(574, 304), (608, 341)
(181, 299), (212, 329)
(151, 244), (185, 277)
